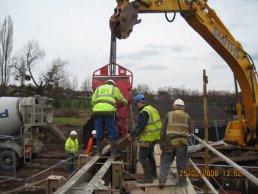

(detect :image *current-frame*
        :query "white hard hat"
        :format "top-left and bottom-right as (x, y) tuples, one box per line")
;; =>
(106, 79), (115, 85)
(92, 130), (96, 135)
(174, 99), (185, 107)
(70, 130), (77, 136)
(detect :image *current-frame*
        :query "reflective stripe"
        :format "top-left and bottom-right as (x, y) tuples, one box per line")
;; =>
(139, 105), (161, 142)
(141, 127), (161, 134)
(96, 99), (115, 105)
(167, 130), (189, 136)
(169, 123), (189, 127)
(144, 107), (161, 125)
(167, 111), (189, 137)
(92, 84), (127, 113)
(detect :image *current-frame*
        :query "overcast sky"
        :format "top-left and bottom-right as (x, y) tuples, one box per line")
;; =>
(0, 0), (257, 92)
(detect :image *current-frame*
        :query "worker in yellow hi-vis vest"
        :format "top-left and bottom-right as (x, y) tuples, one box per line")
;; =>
(91, 79), (127, 158)
(65, 130), (79, 174)
(129, 94), (161, 184)
(159, 99), (192, 188)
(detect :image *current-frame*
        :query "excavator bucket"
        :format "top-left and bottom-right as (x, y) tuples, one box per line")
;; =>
(92, 63), (133, 137)
(110, 1), (141, 39)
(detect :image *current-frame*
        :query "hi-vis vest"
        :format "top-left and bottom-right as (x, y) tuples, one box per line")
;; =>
(65, 137), (79, 154)
(166, 110), (190, 145)
(139, 105), (162, 142)
(91, 84), (127, 112)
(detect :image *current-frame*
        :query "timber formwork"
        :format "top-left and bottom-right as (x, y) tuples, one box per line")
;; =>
(54, 137), (196, 194)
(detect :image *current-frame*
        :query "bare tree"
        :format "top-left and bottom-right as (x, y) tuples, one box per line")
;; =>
(11, 40), (45, 94)
(71, 75), (78, 91)
(0, 15), (13, 94)
(12, 54), (30, 86)
(22, 40), (45, 88)
(39, 58), (69, 95)
(81, 75), (92, 92)
(13, 40), (70, 95)
(135, 84), (150, 94)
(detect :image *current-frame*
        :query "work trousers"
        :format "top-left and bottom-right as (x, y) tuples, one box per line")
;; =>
(67, 152), (75, 174)
(94, 115), (118, 140)
(138, 145), (157, 177)
(159, 144), (188, 183)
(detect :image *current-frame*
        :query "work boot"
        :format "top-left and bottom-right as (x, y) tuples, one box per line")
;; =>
(159, 182), (165, 189)
(150, 169), (158, 179)
(97, 140), (103, 156)
(176, 177), (188, 187)
(110, 140), (117, 158)
(176, 180), (188, 187)
(137, 165), (153, 184)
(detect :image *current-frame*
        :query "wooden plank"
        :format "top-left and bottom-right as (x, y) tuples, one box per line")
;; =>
(123, 182), (148, 194)
(142, 179), (196, 194)
(54, 145), (111, 194)
(112, 161), (123, 191)
(70, 157), (115, 194)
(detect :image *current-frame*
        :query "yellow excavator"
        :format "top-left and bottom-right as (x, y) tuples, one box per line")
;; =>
(110, 0), (258, 148)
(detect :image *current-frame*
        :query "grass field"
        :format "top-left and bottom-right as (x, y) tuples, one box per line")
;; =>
(53, 117), (86, 127)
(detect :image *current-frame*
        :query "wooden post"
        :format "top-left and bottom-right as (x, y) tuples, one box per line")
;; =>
(78, 154), (90, 168)
(112, 161), (123, 193)
(203, 69), (209, 194)
(46, 175), (65, 194)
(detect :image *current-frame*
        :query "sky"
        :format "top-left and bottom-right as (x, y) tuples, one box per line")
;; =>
(0, 0), (257, 92)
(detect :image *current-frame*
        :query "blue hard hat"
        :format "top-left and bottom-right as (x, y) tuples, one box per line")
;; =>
(134, 94), (145, 104)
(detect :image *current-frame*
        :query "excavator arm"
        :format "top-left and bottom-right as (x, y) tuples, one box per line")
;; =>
(110, 0), (258, 146)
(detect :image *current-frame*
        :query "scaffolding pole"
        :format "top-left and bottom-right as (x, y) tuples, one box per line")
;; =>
(191, 133), (258, 186)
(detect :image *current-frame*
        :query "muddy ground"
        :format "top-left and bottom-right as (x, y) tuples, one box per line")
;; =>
(1, 107), (258, 193)
(0, 109), (90, 194)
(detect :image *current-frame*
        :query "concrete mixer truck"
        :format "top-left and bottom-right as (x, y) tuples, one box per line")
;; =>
(0, 96), (53, 170)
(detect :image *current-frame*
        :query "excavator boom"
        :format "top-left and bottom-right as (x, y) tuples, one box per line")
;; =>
(110, 0), (258, 146)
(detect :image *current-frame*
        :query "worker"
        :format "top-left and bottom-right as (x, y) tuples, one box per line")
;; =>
(159, 99), (192, 188)
(129, 94), (162, 183)
(65, 130), (79, 174)
(85, 130), (97, 155)
(91, 79), (128, 157)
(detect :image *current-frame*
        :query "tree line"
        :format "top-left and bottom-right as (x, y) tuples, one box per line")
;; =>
(0, 15), (236, 108)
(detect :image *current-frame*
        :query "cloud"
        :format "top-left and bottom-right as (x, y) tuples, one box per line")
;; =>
(170, 45), (188, 52)
(1, 0), (257, 92)
(118, 60), (167, 71)
(118, 44), (188, 62)
(172, 56), (199, 61)
(118, 49), (160, 60)
(146, 44), (188, 52)
(210, 63), (227, 70)
(118, 61), (138, 69)
(136, 64), (167, 71)
(146, 44), (171, 50)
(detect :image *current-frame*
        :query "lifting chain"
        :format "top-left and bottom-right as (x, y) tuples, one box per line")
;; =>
(109, 33), (116, 75)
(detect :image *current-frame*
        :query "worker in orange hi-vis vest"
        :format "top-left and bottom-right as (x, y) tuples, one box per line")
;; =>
(86, 130), (97, 155)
